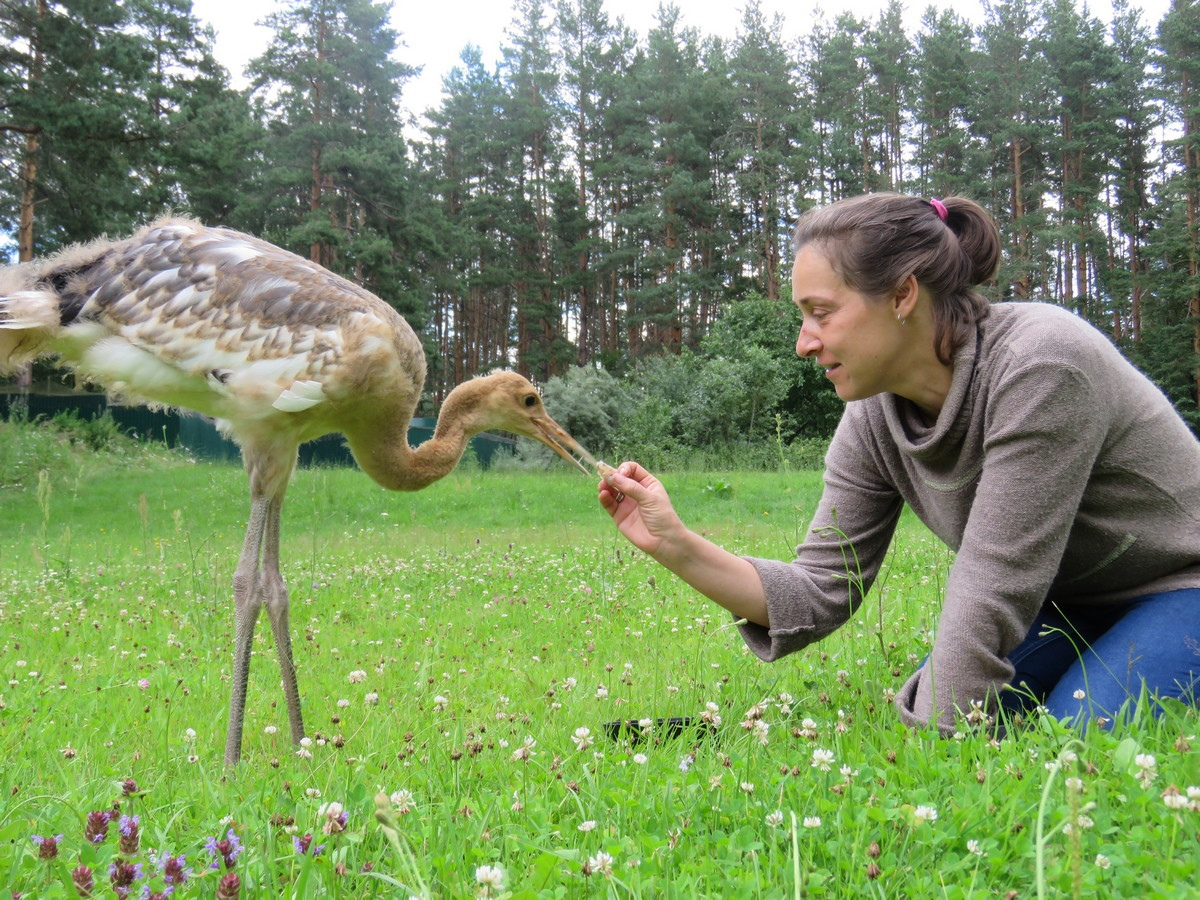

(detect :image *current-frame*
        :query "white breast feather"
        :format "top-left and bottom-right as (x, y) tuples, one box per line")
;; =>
(273, 380), (326, 412)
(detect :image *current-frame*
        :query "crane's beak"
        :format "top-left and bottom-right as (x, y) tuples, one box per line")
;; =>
(530, 416), (597, 476)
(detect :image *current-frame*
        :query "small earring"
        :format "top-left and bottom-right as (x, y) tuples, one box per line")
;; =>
(897, 313), (907, 325)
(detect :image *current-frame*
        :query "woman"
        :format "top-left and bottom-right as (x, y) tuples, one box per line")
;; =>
(598, 193), (1200, 734)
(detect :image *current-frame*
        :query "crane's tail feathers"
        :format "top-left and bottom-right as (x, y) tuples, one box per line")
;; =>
(273, 380), (326, 412)
(0, 290), (61, 372)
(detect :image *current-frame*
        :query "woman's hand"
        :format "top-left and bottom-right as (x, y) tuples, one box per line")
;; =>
(597, 460), (771, 627)
(597, 461), (686, 559)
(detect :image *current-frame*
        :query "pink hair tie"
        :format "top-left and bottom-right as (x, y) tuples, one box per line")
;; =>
(929, 198), (948, 222)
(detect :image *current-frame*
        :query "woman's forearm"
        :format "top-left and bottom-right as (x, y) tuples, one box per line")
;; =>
(652, 529), (770, 627)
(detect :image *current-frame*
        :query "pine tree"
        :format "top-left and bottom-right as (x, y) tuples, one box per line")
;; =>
(422, 47), (521, 396)
(910, 8), (983, 198)
(247, 0), (416, 311)
(724, 0), (797, 301)
(1100, 0), (1157, 343)
(501, 0), (574, 381)
(1043, 0), (1119, 324)
(1154, 0), (1200, 419)
(972, 0), (1055, 299)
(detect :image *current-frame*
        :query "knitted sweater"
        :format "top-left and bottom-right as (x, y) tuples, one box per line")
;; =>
(740, 302), (1200, 731)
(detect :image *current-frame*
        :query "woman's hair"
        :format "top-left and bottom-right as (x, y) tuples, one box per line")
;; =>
(792, 193), (1001, 364)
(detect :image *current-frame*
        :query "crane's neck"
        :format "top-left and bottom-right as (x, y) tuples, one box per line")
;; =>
(348, 394), (480, 492)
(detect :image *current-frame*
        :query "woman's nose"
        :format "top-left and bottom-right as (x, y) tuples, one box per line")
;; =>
(795, 325), (820, 358)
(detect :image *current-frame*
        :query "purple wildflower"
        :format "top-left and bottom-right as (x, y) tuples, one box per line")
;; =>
(31, 833), (63, 860)
(150, 849), (192, 887)
(205, 830), (243, 870)
(216, 872), (241, 900)
(293, 833), (325, 856)
(71, 864), (95, 897)
(107, 858), (143, 897)
(118, 814), (140, 855)
(85, 810), (116, 844)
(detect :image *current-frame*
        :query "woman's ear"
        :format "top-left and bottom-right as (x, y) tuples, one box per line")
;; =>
(893, 274), (920, 319)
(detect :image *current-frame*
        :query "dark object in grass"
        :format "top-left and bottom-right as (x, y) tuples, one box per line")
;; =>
(603, 716), (716, 744)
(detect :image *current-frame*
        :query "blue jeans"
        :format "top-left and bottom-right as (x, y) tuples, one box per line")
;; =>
(1000, 588), (1200, 727)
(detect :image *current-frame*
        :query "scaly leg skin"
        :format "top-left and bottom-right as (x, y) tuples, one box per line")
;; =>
(261, 496), (305, 747)
(224, 496), (271, 766)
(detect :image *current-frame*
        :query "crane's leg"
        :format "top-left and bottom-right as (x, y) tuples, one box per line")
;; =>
(261, 495), (305, 747)
(224, 495), (270, 766)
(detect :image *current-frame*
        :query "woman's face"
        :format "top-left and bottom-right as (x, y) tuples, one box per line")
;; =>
(791, 244), (909, 403)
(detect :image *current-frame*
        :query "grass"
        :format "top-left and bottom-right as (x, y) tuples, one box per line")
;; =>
(0, 419), (1197, 898)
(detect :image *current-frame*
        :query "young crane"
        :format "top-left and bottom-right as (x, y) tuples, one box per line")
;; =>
(0, 218), (594, 764)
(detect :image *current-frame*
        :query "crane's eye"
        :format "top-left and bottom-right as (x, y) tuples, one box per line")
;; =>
(523, 394), (538, 408)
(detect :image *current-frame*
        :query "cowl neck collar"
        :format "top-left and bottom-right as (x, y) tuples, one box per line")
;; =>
(879, 323), (980, 457)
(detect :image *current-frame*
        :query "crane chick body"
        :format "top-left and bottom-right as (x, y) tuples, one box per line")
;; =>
(1, 219), (430, 497)
(0, 218), (591, 764)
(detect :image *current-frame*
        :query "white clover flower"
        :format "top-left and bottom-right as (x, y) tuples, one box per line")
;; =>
(967, 839), (983, 857)
(474, 863), (505, 892)
(803, 816), (821, 828)
(337, 698), (350, 709)
(751, 720), (770, 744)
(587, 850), (615, 876)
(1094, 854), (1111, 869)
(811, 747), (835, 771)
(183, 728), (197, 743)
(765, 810), (784, 828)
(511, 735), (537, 762)
(633, 753), (648, 765)
(578, 820), (597, 832)
(739, 781), (754, 794)
(1066, 777), (1084, 793)
(347, 670), (367, 684)
(1135, 753), (1156, 770)
(390, 789), (414, 813)
(913, 805), (938, 823)
(264, 725), (278, 735)
(1072, 689), (1086, 700)
(365, 692), (379, 705)
(305, 787), (322, 799)
(1163, 791), (1189, 810)
(572, 727), (594, 751)
(433, 695), (449, 711)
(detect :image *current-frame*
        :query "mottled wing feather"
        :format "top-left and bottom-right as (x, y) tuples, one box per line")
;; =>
(58, 220), (423, 414)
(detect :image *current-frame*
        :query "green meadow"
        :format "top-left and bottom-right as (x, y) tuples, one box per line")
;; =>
(0, 421), (1196, 898)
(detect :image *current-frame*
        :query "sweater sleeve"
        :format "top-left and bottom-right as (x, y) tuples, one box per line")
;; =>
(894, 357), (1107, 732)
(738, 410), (904, 661)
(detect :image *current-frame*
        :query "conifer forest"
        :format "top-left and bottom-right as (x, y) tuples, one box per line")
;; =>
(2, 0), (1199, 445)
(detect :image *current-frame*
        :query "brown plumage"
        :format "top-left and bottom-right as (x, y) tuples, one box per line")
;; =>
(0, 218), (593, 765)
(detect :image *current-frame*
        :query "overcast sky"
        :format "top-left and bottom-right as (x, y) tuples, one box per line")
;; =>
(190, 0), (1172, 119)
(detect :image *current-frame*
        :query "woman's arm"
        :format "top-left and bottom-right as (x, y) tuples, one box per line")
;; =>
(599, 463), (770, 626)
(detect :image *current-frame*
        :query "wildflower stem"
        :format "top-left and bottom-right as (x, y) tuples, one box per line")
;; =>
(1035, 739), (1084, 900)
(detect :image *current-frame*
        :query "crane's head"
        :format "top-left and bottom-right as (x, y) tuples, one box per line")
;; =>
(455, 371), (596, 475)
